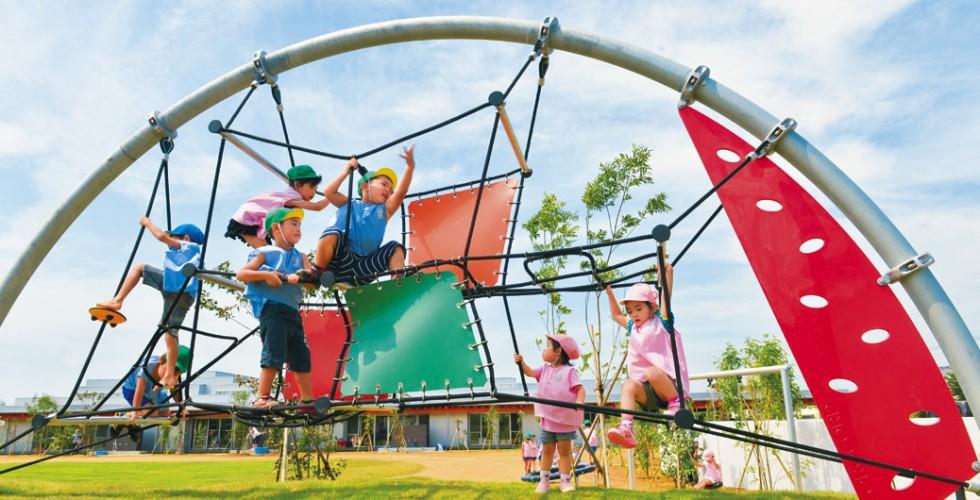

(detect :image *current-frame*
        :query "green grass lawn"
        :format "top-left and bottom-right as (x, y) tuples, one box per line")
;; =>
(0, 457), (854, 499)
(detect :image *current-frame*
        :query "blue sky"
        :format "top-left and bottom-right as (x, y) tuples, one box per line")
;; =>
(0, 1), (978, 405)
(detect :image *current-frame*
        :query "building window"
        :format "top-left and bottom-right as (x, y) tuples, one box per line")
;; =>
(498, 413), (522, 446)
(192, 418), (234, 450)
(468, 413), (487, 447)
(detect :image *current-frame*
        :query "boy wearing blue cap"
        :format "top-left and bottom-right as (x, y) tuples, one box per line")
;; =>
(96, 216), (203, 389)
(312, 145), (415, 286)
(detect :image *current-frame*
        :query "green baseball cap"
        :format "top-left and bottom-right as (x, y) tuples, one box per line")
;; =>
(287, 164), (321, 182)
(524, 432), (535, 438)
(264, 207), (304, 235)
(175, 345), (191, 374)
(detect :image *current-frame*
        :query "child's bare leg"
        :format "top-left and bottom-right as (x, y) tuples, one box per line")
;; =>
(556, 439), (572, 476)
(540, 442), (556, 473)
(388, 246), (405, 277)
(161, 334), (179, 389)
(97, 263), (144, 310)
(315, 234), (339, 270)
(255, 367), (278, 406)
(293, 371), (314, 401)
(243, 234), (266, 249)
(644, 366), (679, 402)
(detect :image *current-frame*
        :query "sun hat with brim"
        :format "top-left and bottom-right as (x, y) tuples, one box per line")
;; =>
(169, 224), (205, 245)
(620, 283), (659, 305)
(358, 167), (399, 192)
(545, 333), (580, 360)
(175, 345), (191, 373)
(703, 450), (715, 460)
(264, 207), (304, 235)
(287, 164), (321, 182)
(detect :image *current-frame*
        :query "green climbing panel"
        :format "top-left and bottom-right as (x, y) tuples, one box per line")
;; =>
(343, 271), (488, 395)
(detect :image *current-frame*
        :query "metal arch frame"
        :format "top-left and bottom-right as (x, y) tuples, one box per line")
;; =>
(0, 15), (976, 430)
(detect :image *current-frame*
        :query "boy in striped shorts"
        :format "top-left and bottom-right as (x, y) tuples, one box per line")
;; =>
(313, 146), (415, 286)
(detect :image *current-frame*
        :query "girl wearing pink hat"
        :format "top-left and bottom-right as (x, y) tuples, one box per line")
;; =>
(694, 449), (723, 489)
(604, 261), (690, 449)
(514, 334), (586, 493)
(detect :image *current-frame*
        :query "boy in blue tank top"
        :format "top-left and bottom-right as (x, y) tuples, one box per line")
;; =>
(96, 216), (203, 391)
(121, 345), (190, 421)
(237, 207), (315, 408)
(312, 145), (415, 286)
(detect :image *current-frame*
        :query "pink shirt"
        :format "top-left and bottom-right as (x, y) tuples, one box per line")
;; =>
(627, 314), (690, 397)
(521, 440), (539, 458)
(703, 459), (722, 482)
(533, 364), (584, 433)
(231, 187), (303, 239)
(588, 433), (599, 447)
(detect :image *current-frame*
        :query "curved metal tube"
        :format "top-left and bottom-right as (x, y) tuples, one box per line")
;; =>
(1, 15), (976, 428)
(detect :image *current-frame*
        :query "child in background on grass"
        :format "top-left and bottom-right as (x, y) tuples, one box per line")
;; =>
(514, 334), (586, 494)
(521, 432), (539, 475)
(694, 450), (723, 489)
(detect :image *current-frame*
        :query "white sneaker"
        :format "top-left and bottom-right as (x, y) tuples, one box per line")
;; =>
(535, 476), (550, 494)
(559, 478), (575, 493)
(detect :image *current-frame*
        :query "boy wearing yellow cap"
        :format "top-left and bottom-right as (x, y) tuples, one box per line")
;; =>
(237, 207), (315, 408)
(312, 145), (415, 286)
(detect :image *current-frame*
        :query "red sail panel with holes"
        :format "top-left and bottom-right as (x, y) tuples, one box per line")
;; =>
(407, 179), (518, 287)
(284, 309), (349, 400)
(679, 106), (974, 499)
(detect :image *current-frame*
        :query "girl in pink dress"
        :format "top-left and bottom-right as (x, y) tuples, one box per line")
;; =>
(520, 432), (539, 475)
(694, 449), (723, 489)
(605, 261), (690, 449)
(514, 334), (586, 493)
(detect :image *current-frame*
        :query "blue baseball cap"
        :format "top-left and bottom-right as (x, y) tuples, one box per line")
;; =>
(169, 224), (205, 244)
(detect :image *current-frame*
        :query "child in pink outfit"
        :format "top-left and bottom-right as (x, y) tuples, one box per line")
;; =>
(225, 164), (331, 248)
(605, 261), (690, 449)
(694, 449), (723, 489)
(521, 433), (539, 475)
(514, 334), (586, 494)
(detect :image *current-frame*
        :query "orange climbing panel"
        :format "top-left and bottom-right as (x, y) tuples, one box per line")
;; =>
(407, 178), (518, 287)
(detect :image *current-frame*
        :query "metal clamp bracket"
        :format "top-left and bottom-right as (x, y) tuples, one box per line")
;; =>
(677, 65), (709, 109)
(534, 16), (560, 57)
(878, 253), (934, 286)
(748, 117), (797, 161)
(252, 50), (277, 85)
(147, 111), (177, 140)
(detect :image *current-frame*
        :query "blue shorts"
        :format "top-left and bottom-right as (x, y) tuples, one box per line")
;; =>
(122, 386), (161, 407)
(320, 229), (403, 285)
(540, 430), (577, 444)
(259, 302), (311, 372)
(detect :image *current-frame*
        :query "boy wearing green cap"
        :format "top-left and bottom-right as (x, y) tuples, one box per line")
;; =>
(121, 345), (190, 421)
(226, 164), (331, 249)
(313, 145), (415, 286)
(237, 207), (316, 408)
(96, 216), (203, 390)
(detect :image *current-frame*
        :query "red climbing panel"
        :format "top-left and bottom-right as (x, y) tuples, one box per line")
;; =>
(407, 179), (518, 286)
(679, 106), (974, 499)
(283, 308), (349, 400)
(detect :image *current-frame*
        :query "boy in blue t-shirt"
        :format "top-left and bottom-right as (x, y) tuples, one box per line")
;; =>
(121, 345), (190, 421)
(312, 145), (415, 286)
(97, 216), (203, 390)
(237, 207), (315, 408)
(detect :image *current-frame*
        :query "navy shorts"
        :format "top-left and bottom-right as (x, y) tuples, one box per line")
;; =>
(259, 302), (311, 372)
(143, 265), (194, 337)
(320, 229), (403, 285)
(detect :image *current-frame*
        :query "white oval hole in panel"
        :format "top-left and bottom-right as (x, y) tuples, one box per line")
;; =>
(828, 378), (858, 394)
(756, 199), (783, 212)
(799, 238), (825, 254)
(716, 149), (740, 162)
(861, 329), (889, 344)
(800, 295), (828, 308)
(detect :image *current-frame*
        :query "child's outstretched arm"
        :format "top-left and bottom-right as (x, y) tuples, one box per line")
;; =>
(236, 253), (283, 287)
(285, 197), (331, 211)
(322, 157), (359, 208)
(605, 286), (629, 329)
(386, 144), (415, 218)
(512, 353), (537, 379)
(141, 216), (182, 249)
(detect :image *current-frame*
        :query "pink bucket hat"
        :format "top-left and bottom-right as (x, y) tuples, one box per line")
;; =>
(703, 450), (715, 460)
(620, 283), (659, 305)
(545, 333), (580, 360)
